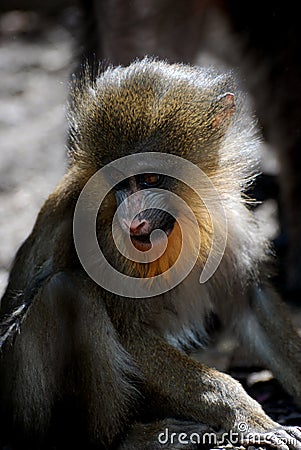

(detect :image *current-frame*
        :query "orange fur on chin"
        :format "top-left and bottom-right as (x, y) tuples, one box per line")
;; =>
(131, 208), (212, 279)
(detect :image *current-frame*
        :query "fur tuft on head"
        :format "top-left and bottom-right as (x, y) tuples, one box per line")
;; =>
(68, 57), (260, 192)
(69, 58), (267, 309)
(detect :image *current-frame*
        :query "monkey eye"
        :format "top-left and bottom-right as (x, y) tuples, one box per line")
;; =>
(140, 173), (162, 187)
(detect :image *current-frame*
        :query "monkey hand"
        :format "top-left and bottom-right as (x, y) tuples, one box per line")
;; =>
(236, 422), (301, 450)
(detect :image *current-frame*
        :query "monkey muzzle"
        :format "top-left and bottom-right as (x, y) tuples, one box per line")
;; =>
(129, 209), (176, 252)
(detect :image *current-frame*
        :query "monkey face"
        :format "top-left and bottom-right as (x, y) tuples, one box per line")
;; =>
(114, 174), (176, 252)
(70, 59), (254, 287)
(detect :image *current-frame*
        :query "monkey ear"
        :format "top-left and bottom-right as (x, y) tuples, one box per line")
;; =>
(211, 92), (235, 129)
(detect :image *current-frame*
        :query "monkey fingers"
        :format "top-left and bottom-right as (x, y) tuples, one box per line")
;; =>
(241, 427), (301, 450)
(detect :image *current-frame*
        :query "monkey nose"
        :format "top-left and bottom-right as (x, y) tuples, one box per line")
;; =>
(123, 218), (149, 235)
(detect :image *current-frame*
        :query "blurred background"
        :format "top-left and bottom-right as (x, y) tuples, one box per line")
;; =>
(0, 2), (75, 296)
(1, 0), (301, 425)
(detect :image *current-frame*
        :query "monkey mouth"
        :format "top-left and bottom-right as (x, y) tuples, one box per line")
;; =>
(130, 224), (174, 251)
(130, 234), (152, 251)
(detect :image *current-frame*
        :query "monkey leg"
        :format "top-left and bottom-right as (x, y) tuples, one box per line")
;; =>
(238, 284), (301, 403)
(0, 271), (139, 449)
(118, 418), (216, 450)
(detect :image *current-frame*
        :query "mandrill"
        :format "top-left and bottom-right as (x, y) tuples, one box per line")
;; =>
(1, 58), (301, 450)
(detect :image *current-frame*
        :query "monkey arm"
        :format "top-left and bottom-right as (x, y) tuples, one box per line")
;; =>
(0, 169), (84, 348)
(124, 330), (301, 448)
(238, 284), (301, 403)
(126, 332), (274, 430)
(0, 261), (53, 349)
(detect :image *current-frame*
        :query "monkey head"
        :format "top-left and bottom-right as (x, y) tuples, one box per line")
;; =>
(69, 59), (261, 283)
